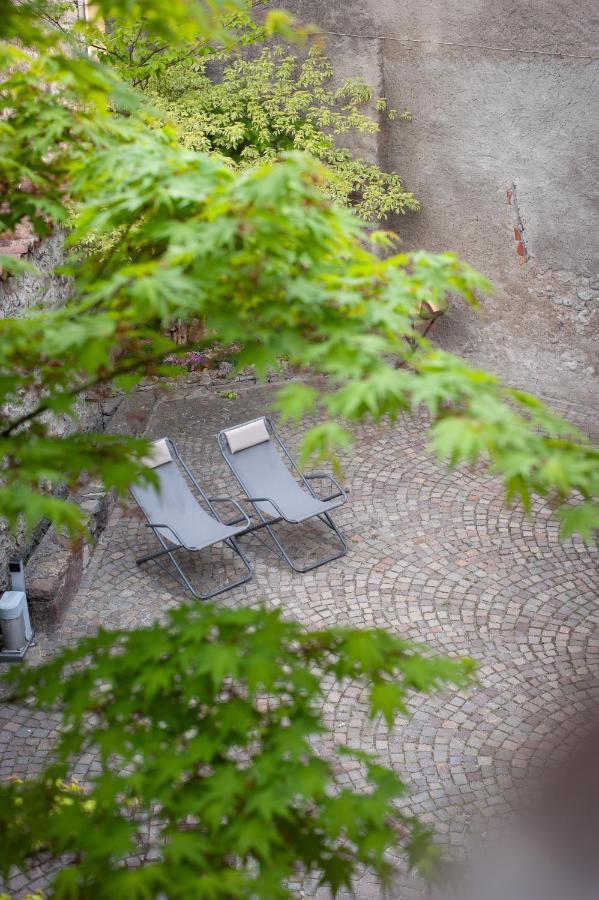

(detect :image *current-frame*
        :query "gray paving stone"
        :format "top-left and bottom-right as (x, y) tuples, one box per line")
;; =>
(1, 381), (598, 898)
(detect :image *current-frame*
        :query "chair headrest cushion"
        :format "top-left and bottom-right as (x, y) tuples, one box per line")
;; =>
(224, 418), (270, 453)
(142, 438), (173, 469)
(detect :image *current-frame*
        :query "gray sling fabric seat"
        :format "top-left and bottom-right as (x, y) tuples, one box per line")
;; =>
(221, 437), (345, 523)
(131, 438), (252, 599)
(218, 417), (348, 573)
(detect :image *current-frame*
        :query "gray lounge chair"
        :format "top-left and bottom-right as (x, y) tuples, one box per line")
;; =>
(218, 417), (348, 573)
(131, 437), (252, 599)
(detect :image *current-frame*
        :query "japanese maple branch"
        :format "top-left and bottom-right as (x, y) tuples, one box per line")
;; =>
(0, 347), (189, 438)
(0, 341), (238, 438)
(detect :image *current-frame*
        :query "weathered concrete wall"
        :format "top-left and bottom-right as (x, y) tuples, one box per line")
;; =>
(278, 0), (599, 426)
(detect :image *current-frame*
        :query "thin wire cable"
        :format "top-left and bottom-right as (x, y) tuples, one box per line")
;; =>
(252, 10), (599, 62)
(319, 30), (599, 61)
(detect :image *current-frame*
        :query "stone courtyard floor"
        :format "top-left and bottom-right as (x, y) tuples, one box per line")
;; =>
(1, 380), (598, 898)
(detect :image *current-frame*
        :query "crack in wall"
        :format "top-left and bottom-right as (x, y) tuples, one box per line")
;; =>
(506, 183), (529, 265)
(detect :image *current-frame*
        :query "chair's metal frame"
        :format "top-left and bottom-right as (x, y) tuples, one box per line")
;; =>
(132, 438), (253, 600)
(217, 417), (348, 574)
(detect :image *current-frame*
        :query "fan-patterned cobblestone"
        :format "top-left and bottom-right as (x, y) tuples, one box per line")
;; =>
(1, 382), (598, 898)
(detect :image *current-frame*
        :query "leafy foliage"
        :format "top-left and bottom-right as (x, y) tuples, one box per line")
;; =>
(0, 2), (596, 542)
(101, 31), (419, 221)
(0, 604), (475, 896)
(0, 1), (596, 894)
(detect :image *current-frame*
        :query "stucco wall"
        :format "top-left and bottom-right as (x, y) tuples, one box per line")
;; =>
(279, 0), (599, 428)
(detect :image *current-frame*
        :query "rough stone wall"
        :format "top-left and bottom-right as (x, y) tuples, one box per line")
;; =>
(276, 0), (599, 429)
(0, 1), (95, 587)
(0, 231), (71, 316)
(0, 233), (102, 587)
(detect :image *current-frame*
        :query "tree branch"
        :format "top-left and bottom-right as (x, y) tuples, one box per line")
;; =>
(128, 22), (145, 62)
(0, 348), (183, 438)
(0, 341), (238, 439)
(87, 42), (125, 61)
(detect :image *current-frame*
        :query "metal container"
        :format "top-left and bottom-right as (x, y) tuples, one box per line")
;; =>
(0, 590), (30, 651)
(9, 557), (26, 594)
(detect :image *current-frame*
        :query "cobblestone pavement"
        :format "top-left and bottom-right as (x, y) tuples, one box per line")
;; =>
(2, 381), (598, 898)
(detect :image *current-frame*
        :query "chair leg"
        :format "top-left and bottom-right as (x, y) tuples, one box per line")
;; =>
(136, 533), (252, 600)
(239, 507), (347, 574)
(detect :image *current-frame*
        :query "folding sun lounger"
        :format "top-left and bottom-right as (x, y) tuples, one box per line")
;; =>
(218, 417), (348, 573)
(130, 438), (253, 599)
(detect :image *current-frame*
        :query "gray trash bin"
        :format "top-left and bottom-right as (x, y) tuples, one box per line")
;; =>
(0, 590), (32, 652)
